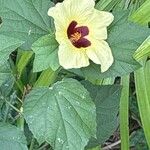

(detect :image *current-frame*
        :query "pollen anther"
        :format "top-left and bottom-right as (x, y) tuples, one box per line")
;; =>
(70, 32), (81, 43)
(67, 21), (91, 48)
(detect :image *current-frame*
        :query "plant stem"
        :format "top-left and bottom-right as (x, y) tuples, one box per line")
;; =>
(102, 140), (121, 150)
(17, 107), (24, 131)
(5, 99), (22, 114)
(17, 87), (26, 131)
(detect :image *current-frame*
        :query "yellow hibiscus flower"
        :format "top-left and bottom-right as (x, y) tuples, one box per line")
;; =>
(48, 0), (114, 72)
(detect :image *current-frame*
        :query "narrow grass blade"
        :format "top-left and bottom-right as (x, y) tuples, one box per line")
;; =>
(134, 36), (150, 61)
(95, 0), (121, 11)
(17, 50), (33, 77)
(130, 0), (150, 25)
(144, 61), (150, 102)
(34, 68), (59, 87)
(120, 75), (130, 150)
(134, 60), (150, 148)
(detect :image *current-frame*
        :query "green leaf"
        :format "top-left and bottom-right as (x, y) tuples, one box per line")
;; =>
(129, 95), (140, 120)
(82, 82), (121, 148)
(17, 50), (33, 77)
(134, 36), (150, 61)
(0, 0), (54, 50)
(95, 0), (121, 11)
(0, 75), (14, 98)
(0, 122), (27, 150)
(0, 35), (24, 65)
(130, 0), (150, 25)
(71, 11), (150, 81)
(130, 129), (148, 150)
(0, 75), (14, 118)
(134, 60), (150, 148)
(32, 34), (60, 72)
(87, 146), (101, 150)
(111, 11), (129, 26)
(0, 61), (14, 87)
(34, 67), (59, 87)
(23, 78), (96, 150)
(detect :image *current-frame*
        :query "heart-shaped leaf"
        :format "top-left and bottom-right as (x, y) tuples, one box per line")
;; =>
(0, 0), (54, 64)
(23, 78), (96, 150)
(82, 81), (121, 148)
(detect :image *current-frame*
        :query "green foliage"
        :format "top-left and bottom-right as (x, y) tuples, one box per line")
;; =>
(0, 62), (14, 87)
(0, 72), (14, 109)
(0, 35), (23, 65)
(82, 82), (121, 148)
(0, 122), (28, 150)
(134, 60), (150, 148)
(134, 36), (150, 61)
(23, 78), (96, 150)
(32, 34), (60, 72)
(129, 96), (140, 120)
(130, 129), (148, 150)
(130, 0), (150, 148)
(17, 50), (33, 77)
(87, 146), (100, 150)
(95, 0), (121, 11)
(130, 0), (150, 25)
(34, 67), (58, 87)
(0, 0), (54, 50)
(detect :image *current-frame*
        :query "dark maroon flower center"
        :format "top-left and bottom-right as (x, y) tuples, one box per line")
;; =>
(67, 21), (91, 48)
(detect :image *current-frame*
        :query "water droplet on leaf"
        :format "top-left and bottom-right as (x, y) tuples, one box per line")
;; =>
(57, 138), (64, 144)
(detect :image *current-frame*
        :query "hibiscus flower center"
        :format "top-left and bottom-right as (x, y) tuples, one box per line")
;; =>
(70, 32), (82, 43)
(67, 21), (91, 48)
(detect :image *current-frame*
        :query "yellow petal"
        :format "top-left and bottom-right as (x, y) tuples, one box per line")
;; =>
(58, 42), (89, 69)
(48, 2), (69, 44)
(89, 10), (114, 27)
(63, 0), (95, 22)
(88, 10), (114, 40)
(89, 27), (108, 41)
(48, 3), (69, 29)
(48, 0), (95, 24)
(86, 40), (114, 72)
